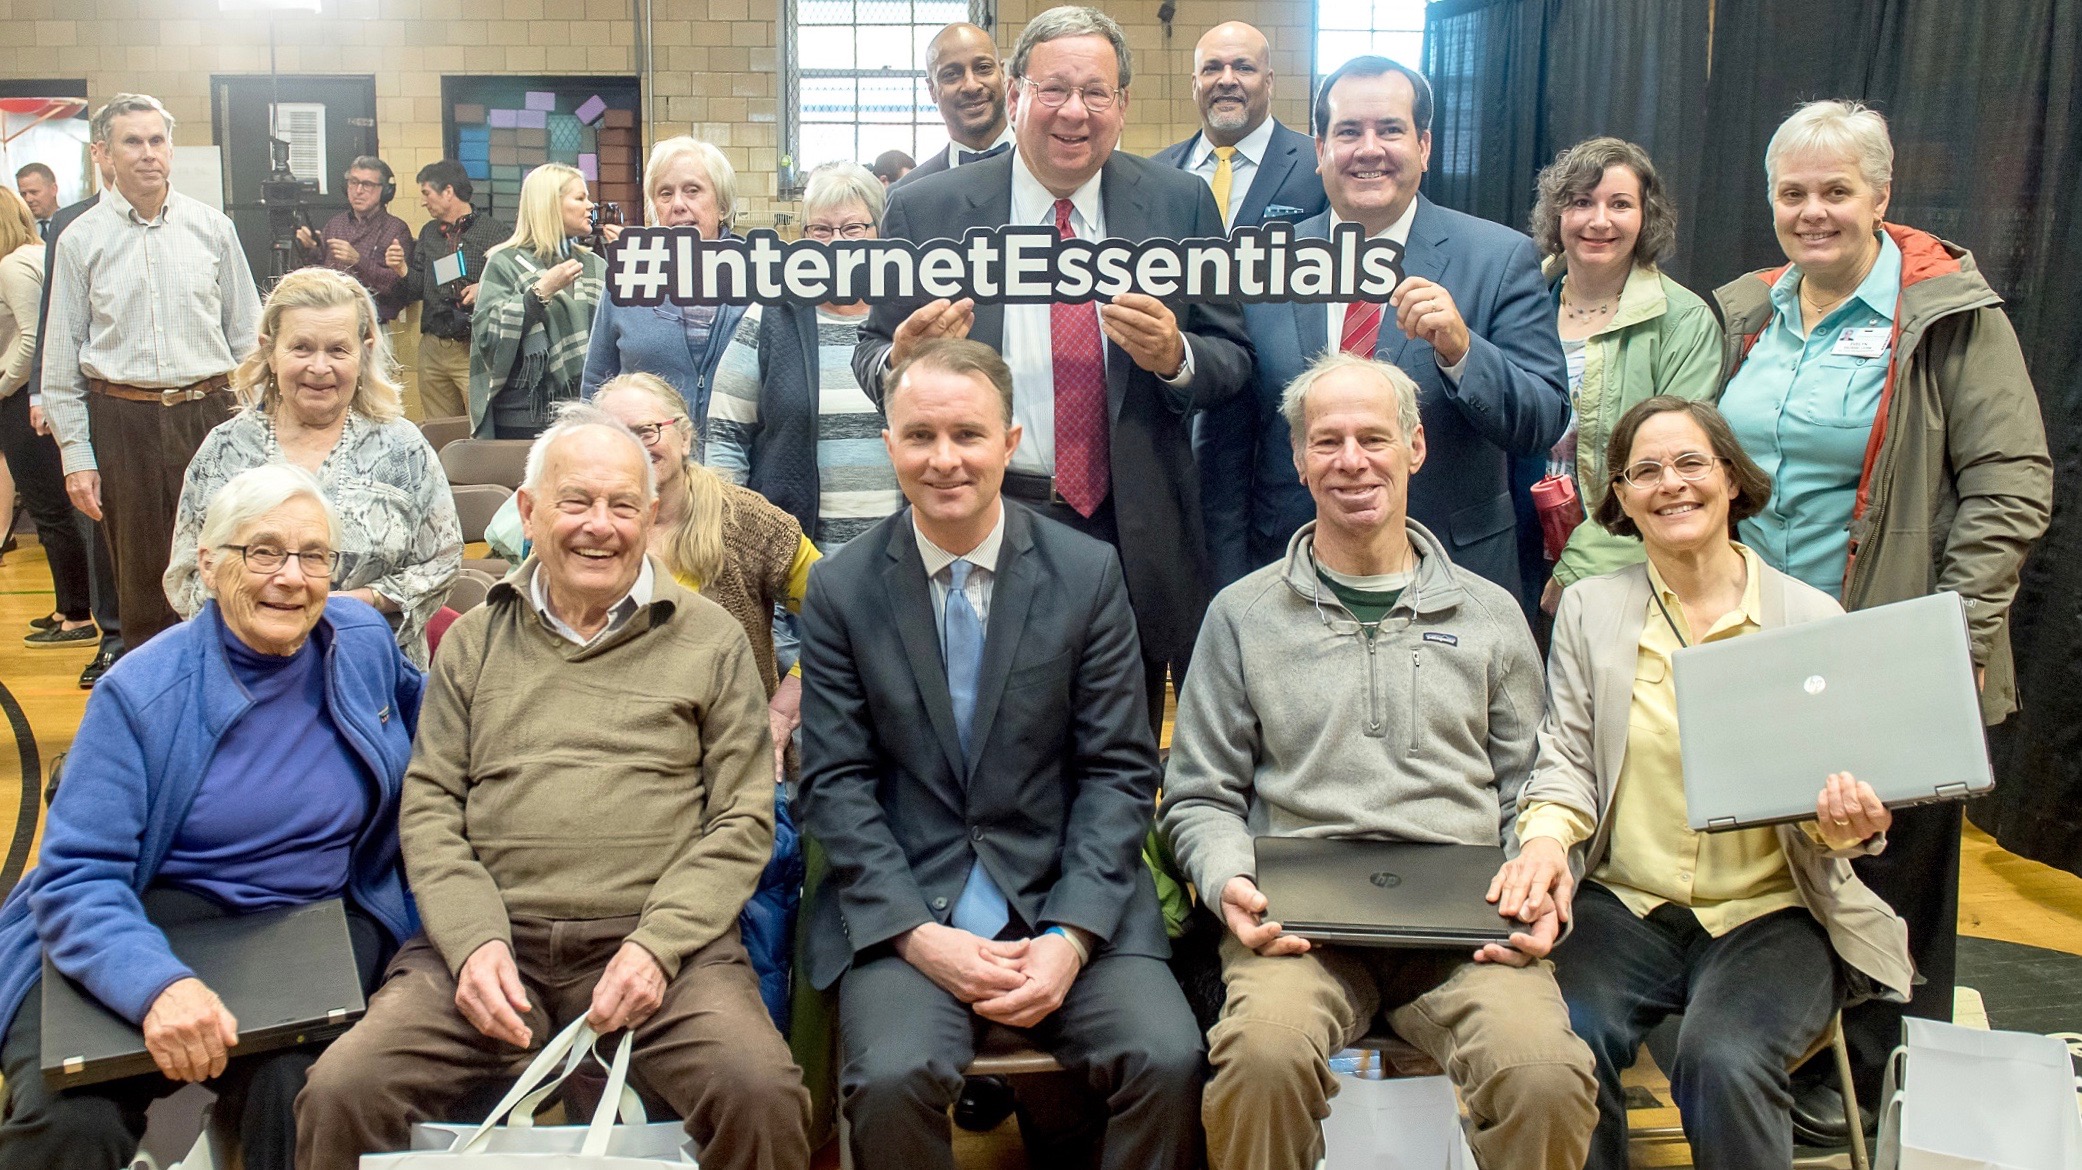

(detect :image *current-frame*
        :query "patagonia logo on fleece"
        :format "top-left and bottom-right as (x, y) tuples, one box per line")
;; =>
(1422, 632), (1459, 646)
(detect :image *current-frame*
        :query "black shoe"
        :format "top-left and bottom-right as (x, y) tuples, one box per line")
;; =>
(953, 1075), (1017, 1133)
(79, 645), (120, 689)
(24, 623), (97, 649)
(28, 612), (62, 632)
(1790, 1077), (1874, 1147)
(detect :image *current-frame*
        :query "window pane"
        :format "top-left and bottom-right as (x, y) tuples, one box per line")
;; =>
(800, 0), (852, 24)
(857, 75), (918, 123)
(801, 76), (858, 121)
(800, 29), (858, 70)
(801, 123), (858, 170)
(1317, 0), (1432, 80)
(856, 24), (916, 71)
(857, 122), (919, 161)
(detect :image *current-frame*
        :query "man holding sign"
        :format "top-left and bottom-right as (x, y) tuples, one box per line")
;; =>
(855, 4), (1254, 726)
(1196, 56), (1570, 600)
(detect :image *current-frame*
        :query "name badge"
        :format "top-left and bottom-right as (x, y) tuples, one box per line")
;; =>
(1833, 325), (1890, 359)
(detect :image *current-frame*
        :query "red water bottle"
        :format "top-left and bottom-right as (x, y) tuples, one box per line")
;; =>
(1530, 473), (1584, 562)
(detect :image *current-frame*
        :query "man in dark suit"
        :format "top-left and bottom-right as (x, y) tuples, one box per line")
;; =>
(891, 22), (1014, 193)
(856, 5), (1254, 724)
(1195, 56), (1569, 601)
(800, 339), (1204, 1170)
(1149, 22), (1327, 229)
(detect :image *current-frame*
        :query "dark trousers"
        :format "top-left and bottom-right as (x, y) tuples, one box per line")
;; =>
(0, 895), (386, 1170)
(83, 388), (232, 647)
(837, 947), (1205, 1170)
(1553, 883), (1839, 1170)
(0, 390), (114, 630)
(1034, 496), (1188, 737)
(1831, 800), (1962, 1108)
(296, 920), (810, 1170)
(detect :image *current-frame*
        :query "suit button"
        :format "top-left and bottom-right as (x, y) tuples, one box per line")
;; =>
(932, 896), (948, 910)
(971, 826), (984, 841)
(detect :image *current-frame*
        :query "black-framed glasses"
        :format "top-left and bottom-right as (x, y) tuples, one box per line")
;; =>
(344, 178), (384, 192)
(802, 222), (874, 241)
(1614, 452), (1726, 492)
(1023, 80), (1121, 111)
(628, 419), (683, 446)
(224, 543), (340, 577)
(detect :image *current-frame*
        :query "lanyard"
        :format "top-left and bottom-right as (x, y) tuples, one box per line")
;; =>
(1651, 587), (1690, 649)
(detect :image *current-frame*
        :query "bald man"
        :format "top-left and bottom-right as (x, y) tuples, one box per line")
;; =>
(892, 22), (1014, 192)
(1151, 21), (1326, 229)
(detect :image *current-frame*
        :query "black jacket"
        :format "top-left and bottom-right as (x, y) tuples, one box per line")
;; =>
(391, 210), (509, 340)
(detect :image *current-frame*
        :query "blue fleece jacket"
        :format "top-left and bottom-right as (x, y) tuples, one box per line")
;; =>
(0, 599), (422, 1041)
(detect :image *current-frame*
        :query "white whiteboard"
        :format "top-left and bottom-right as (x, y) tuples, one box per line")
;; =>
(171, 145), (224, 211)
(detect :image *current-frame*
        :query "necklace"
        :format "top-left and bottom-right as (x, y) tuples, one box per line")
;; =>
(1560, 282), (1619, 323)
(1799, 282), (1853, 317)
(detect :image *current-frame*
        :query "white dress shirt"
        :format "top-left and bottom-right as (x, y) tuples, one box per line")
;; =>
(1186, 116), (1277, 226)
(531, 556), (655, 647)
(914, 504), (1006, 649)
(941, 125), (1017, 172)
(1326, 199), (1467, 383)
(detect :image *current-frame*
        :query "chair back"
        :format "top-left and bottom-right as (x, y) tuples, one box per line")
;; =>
(418, 415), (473, 453)
(449, 483), (513, 544)
(440, 439), (532, 488)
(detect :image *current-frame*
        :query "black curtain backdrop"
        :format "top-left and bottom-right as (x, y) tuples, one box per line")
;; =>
(1424, 0), (2082, 875)
(1422, 0), (1710, 275)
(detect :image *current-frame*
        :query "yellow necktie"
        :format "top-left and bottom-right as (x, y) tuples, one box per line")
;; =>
(1210, 146), (1237, 227)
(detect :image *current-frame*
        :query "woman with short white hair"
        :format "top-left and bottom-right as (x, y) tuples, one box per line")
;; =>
(0, 463), (420, 1170)
(1712, 97), (2052, 1125)
(469, 163), (609, 438)
(580, 136), (747, 436)
(704, 161), (901, 551)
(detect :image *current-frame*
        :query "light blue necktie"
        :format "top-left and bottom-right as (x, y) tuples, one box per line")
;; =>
(944, 560), (1009, 938)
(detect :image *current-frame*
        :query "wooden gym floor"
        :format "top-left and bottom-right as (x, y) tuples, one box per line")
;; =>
(1, 534), (2077, 1168)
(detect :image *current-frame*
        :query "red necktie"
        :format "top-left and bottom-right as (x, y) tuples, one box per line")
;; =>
(1051, 198), (1110, 517)
(1341, 300), (1385, 357)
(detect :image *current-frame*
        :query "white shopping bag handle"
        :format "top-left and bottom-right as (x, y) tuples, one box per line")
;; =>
(452, 1017), (598, 1153)
(507, 1029), (648, 1130)
(582, 1026), (636, 1157)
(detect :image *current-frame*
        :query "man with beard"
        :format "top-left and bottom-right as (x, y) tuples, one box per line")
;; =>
(1152, 22), (1325, 230)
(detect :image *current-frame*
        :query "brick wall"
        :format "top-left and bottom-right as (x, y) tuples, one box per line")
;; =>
(0, 0), (1319, 238)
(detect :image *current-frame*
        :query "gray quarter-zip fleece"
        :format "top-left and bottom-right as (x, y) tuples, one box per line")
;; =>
(1159, 519), (1546, 906)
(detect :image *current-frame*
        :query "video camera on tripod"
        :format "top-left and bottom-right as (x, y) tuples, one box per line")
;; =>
(585, 201), (623, 254)
(262, 135), (317, 284)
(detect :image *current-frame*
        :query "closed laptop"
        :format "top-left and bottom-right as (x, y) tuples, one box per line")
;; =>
(1253, 837), (1514, 948)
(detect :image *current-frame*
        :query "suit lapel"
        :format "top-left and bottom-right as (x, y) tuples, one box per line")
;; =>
(1381, 197), (1453, 367)
(1099, 156), (1142, 421)
(1238, 133), (1299, 225)
(962, 506), (1036, 777)
(882, 516), (967, 783)
(965, 164), (1014, 351)
(1292, 212), (1332, 360)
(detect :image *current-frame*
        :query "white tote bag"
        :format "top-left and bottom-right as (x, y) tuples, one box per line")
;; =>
(1318, 1073), (1474, 1170)
(1876, 1017), (2082, 1170)
(361, 1018), (696, 1168)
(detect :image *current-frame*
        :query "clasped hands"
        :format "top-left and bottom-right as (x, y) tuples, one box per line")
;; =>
(890, 294), (1187, 379)
(895, 920), (1083, 1029)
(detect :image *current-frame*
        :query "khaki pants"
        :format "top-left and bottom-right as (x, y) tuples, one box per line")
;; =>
(417, 333), (471, 421)
(1203, 933), (1596, 1170)
(296, 920), (811, 1170)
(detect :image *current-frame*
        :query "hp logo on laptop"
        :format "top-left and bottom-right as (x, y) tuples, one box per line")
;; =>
(1804, 675), (1827, 695)
(1369, 872), (1402, 889)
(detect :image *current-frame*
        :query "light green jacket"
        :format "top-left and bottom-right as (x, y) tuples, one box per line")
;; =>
(1548, 262), (1724, 587)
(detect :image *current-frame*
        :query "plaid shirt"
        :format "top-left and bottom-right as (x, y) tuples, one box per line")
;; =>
(40, 185), (262, 475)
(301, 206), (413, 320)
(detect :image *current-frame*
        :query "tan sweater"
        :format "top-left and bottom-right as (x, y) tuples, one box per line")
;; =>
(399, 557), (776, 978)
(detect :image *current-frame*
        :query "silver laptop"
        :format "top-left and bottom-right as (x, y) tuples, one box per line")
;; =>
(1253, 837), (1515, 948)
(1673, 591), (1992, 832)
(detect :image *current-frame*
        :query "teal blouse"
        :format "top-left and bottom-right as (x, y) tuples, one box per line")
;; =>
(1720, 232), (1901, 596)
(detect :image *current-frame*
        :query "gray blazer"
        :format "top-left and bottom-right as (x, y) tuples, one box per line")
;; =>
(1523, 559), (1915, 1003)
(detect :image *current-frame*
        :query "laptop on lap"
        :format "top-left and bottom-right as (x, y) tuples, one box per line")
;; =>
(1253, 837), (1515, 948)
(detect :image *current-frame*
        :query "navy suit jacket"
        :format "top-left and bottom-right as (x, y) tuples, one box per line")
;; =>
(1150, 119), (1327, 228)
(855, 149), (1255, 662)
(1196, 197), (1569, 597)
(796, 503), (1169, 990)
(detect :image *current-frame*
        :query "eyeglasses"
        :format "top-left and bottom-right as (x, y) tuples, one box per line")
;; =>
(802, 222), (874, 241)
(1614, 452), (1726, 492)
(1023, 80), (1121, 111)
(224, 543), (340, 577)
(344, 178), (384, 191)
(629, 419), (683, 446)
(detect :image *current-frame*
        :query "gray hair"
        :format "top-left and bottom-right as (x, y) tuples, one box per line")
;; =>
(1011, 6), (1133, 88)
(643, 136), (737, 227)
(91, 93), (175, 145)
(522, 402), (657, 502)
(1765, 99), (1893, 195)
(196, 464), (340, 594)
(1280, 351), (1422, 448)
(802, 161), (885, 226)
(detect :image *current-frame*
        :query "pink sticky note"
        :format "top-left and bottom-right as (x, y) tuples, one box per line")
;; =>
(516, 109), (548, 129)
(579, 153), (599, 181)
(574, 95), (608, 125)
(487, 108), (519, 128)
(524, 91), (555, 111)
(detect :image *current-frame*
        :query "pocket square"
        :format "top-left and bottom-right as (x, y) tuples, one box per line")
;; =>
(1263, 204), (1306, 218)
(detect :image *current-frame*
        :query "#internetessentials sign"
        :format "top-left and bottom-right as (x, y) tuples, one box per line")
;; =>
(603, 223), (1406, 308)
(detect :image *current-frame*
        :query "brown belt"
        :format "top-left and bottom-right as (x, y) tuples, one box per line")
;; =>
(86, 373), (232, 406)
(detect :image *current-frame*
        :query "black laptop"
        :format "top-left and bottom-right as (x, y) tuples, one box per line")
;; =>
(1253, 837), (1516, 948)
(41, 899), (366, 1088)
